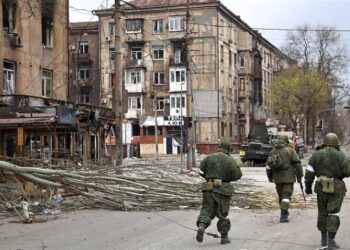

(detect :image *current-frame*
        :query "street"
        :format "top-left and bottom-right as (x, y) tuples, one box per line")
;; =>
(1, 165), (350, 250)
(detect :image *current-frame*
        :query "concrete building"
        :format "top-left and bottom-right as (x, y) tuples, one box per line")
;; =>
(94, 0), (291, 156)
(68, 22), (100, 106)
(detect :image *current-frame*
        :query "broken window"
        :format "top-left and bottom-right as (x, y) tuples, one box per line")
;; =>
(79, 41), (89, 53)
(131, 47), (142, 60)
(153, 72), (164, 85)
(80, 87), (90, 104)
(42, 69), (53, 97)
(41, 1), (54, 47)
(155, 98), (164, 111)
(109, 47), (115, 63)
(2, 0), (17, 33)
(3, 60), (16, 94)
(152, 46), (164, 60)
(78, 62), (90, 80)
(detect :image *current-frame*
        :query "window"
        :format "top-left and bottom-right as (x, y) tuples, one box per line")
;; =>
(234, 53), (237, 66)
(220, 19), (224, 36)
(128, 96), (141, 110)
(220, 45), (224, 62)
(230, 123), (233, 137)
(108, 22), (115, 36)
(2, 0), (16, 33)
(131, 47), (142, 60)
(152, 46), (164, 60)
(240, 56), (245, 68)
(152, 20), (163, 34)
(154, 72), (164, 85)
(110, 48), (115, 62)
(170, 96), (185, 108)
(229, 51), (232, 66)
(78, 62), (90, 80)
(155, 98), (165, 111)
(221, 122), (225, 137)
(169, 16), (184, 31)
(79, 41), (89, 53)
(42, 69), (53, 98)
(3, 60), (16, 94)
(42, 16), (53, 47)
(174, 49), (185, 64)
(126, 69), (144, 84)
(80, 87), (90, 104)
(126, 19), (142, 33)
(239, 78), (245, 91)
(170, 68), (186, 83)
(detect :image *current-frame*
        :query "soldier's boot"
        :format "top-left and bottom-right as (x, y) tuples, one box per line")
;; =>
(327, 232), (340, 249)
(220, 233), (231, 244)
(321, 231), (328, 247)
(196, 223), (206, 243)
(280, 209), (289, 223)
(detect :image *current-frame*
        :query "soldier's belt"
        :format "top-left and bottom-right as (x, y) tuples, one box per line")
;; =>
(202, 179), (223, 191)
(317, 175), (335, 193)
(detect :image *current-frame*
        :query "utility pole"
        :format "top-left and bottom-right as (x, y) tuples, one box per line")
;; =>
(154, 91), (159, 160)
(114, 0), (123, 165)
(185, 0), (195, 170)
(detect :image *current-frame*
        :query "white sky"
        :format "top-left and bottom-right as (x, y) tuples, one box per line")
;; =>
(69, 0), (350, 79)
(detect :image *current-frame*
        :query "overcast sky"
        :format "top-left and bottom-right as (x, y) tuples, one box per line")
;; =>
(69, 0), (350, 79)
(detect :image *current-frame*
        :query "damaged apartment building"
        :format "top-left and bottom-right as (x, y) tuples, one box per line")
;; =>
(0, 0), (113, 165)
(94, 0), (291, 156)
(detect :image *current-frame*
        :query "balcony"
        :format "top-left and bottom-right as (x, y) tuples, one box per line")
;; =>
(125, 109), (144, 119)
(124, 33), (144, 43)
(125, 58), (145, 68)
(74, 52), (92, 63)
(125, 82), (145, 93)
(169, 55), (186, 67)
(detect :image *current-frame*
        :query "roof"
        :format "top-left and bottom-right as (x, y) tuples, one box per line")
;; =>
(126, 0), (216, 8)
(0, 113), (56, 125)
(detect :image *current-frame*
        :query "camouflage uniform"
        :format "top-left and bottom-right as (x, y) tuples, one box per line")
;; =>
(196, 141), (242, 244)
(266, 135), (303, 223)
(305, 133), (350, 249)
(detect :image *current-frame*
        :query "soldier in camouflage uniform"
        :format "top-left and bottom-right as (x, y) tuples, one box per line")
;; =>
(266, 135), (303, 223)
(305, 133), (350, 249)
(196, 141), (242, 244)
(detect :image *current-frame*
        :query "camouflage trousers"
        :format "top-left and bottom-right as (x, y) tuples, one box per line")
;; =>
(275, 183), (294, 210)
(317, 194), (344, 233)
(196, 191), (231, 233)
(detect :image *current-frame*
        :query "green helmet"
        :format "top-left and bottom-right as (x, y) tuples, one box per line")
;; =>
(277, 135), (289, 145)
(323, 133), (340, 146)
(218, 140), (231, 152)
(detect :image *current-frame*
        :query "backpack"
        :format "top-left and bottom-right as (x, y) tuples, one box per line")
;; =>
(266, 152), (284, 169)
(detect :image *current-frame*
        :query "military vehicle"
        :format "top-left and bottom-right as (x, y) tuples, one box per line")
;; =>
(240, 122), (273, 165)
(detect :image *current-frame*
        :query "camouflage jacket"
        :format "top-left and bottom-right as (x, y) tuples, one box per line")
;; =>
(305, 146), (350, 195)
(199, 151), (242, 197)
(267, 141), (303, 184)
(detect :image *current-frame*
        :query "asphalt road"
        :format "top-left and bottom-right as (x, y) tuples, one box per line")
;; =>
(1, 160), (350, 250)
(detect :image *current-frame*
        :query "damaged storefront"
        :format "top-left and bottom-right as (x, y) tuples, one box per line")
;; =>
(0, 95), (114, 167)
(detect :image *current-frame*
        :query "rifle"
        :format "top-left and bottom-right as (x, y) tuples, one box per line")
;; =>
(296, 174), (306, 203)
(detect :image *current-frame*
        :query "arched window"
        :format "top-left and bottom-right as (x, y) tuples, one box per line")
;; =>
(240, 56), (245, 68)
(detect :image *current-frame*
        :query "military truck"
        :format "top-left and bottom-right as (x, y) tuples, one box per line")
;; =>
(239, 122), (273, 165)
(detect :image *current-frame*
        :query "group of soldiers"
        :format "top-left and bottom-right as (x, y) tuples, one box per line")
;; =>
(196, 133), (350, 250)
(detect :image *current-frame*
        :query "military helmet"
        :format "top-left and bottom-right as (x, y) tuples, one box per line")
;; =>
(277, 135), (289, 145)
(323, 133), (340, 146)
(218, 140), (231, 152)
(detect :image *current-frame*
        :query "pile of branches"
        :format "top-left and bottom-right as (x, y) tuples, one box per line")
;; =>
(0, 160), (203, 212)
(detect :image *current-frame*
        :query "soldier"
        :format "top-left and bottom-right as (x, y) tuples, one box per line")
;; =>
(196, 141), (242, 244)
(266, 135), (303, 223)
(305, 133), (350, 249)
